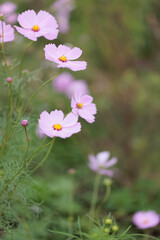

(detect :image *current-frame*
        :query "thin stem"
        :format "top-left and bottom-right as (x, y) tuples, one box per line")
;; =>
(1, 20), (10, 76)
(31, 138), (55, 173)
(0, 69), (61, 161)
(0, 139), (53, 196)
(68, 174), (75, 234)
(96, 184), (111, 216)
(18, 41), (34, 101)
(24, 127), (30, 160)
(8, 83), (13, 129)
(89, 174), (101, 219)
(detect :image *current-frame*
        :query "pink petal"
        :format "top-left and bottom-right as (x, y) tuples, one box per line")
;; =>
(81, 95), (93, 105)
(60, 122), (81, 138)
(14, 26), (37, 41)
(78, 109), (95, 123)
(97, 151), (110, 163)
(62, 113), (78, 127)
(37, 10), (58, 29)
(57, 44), (71, 57)
(44, 30), (59, 40)
(44, 44), (59, 63)
(106, 157), (118, 168)
(17, 10), (37, 29)
(58, 60), (87, 71)
(66, 47), (82, 60)
(50, 110), (64, 124)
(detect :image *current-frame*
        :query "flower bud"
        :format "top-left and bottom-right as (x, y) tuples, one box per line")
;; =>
(112, 225), (119, 232)
(0, 13), (4, 19)
(6, 77), (12, 83)
(104, 227), (110, 234)
(104, 178), (112, 187)
(105, 218), (112, 225)
(21, 119), (28, 127)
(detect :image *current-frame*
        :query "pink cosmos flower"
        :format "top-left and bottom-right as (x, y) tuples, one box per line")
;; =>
(53, 72), (74, 94)
(88, 151), (118, 177)
(0, 20), (14, 42)
(0, 2), (17, 15)
(132, 211), (160, 229)
(38, 110), (81, 139)
(53, 72), (89, 98)
(66, 79), (89, 98)
(14, 10), (59, 41)
(6, 13), (17, 24)
(71, 89), (97, 123)
(44, 44), (87, 71)
(51, 0), (75, 34)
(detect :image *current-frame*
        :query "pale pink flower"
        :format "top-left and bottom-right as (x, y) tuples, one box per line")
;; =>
(6, 13), (17, 24)
(38, 110), (81, 139)
(132, 211), (160, 229)
(88, 151), (118, 177)
(44, 44), (87, 71)
(66, 79), (89, 98)
(0, 2), (17, 15)
(71, 89), (97, 123)
(14, 10), (59, 41)
(53, 72), (74, 94)
(0, 20), (14, 42)
(51, 0), (75, 34)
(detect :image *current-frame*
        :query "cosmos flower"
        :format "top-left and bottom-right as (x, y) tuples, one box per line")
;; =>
(0, 20), (14, 42)
(38, 110), (81, 139)
(53, 72), (74, 94)
(53, 72), (89, 98)
(88, 151), (118, 177)
(71, 89), (97, 123)
(51, 0), (75, 34)
(14, 10), (59, 41)
(132, 211), (160, 229)
(0, 1), (17, 15)
(44, 44), (87, 71)
(66, 79), (89, 98)
(0, 1), (17, 24)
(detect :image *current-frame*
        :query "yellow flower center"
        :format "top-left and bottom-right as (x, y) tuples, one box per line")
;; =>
(77, 103), (83, 109)
(0, 33), (2, 38)
(32, 25), (40, 32)
(143, 219), (149, 224)
(53, 124), (62, 131)
(59, 55), (67, 62)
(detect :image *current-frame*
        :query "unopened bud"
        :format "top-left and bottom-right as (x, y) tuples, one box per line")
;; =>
(6, 77), (12, 83)
(104, 178), (112, 187)
(104, 227), (110, 234)
(0, 13), (4, 19)
(112, 225), (119, 232)
(21, 119), (28, 127)
(105, 218), (112, 225)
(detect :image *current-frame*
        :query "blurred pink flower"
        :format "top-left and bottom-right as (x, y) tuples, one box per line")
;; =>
(0, 1), (17, 24)
(6, 13), (17, 24)
(0, 2), (17, 15)
(53, 72), (74, 94)
(132, 211), (160, 229)
(66, 80), (89, 98)
(0, 20), (14, 42)
(88, 151), (118, 176)
(71, 89), (97, 123)
(51, 0), (75, 34)
(38, 110), (81, 139)
(44, 44), (87, 71)
(36, 126), (46, 139)
(15, 10), (59, 41)
(52, 72), (89, 98)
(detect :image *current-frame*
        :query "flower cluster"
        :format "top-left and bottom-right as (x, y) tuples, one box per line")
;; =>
(0, 1), (17, 24)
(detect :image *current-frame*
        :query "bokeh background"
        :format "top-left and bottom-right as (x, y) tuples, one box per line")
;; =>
(1, 0), (160, 239)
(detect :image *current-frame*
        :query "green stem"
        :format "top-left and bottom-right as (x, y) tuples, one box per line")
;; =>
(0, 69), (61, 161)
(89, 174), (101, 219)
(1, 20), (10, 76)
(0, 139), (53, 196)
(96, 184), (111, 216)
(8, 83), (13, 129)
(24, 127), (30, 160)
(68, 174), (75, 234)
(18, 41), (34, 101)
(31, 138), (55, 174)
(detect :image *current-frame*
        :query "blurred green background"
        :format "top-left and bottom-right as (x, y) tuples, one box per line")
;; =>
(1, 0), (160, 239)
